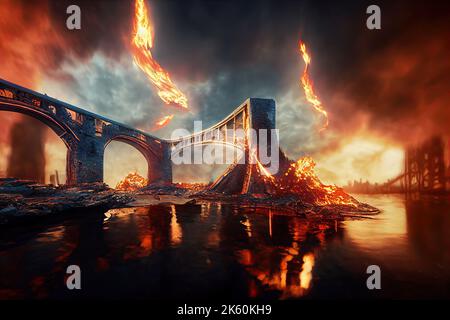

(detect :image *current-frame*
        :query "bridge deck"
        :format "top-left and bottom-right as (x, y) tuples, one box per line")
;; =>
(0, 78), (162, 142)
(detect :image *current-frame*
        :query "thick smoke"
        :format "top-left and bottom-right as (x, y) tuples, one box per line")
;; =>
(321, 0), (450, 145)
(10, 0), (449, 136)
(43, 0), (450, 145)
(0, 0), (131, 183)
(0, 0), (59, 182)
(1, 0), (448, 184)
(7, 117), (46, 183)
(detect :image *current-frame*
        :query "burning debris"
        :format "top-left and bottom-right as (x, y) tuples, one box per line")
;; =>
(0, 158), (375, 228)
(202, 152), (375, 214)
(272, 157), (359, 207)
(153, 114), (175, 131)
(116, 172), (148, 191)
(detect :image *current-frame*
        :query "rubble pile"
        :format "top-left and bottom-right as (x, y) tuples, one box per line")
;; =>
(198, 156), (378, 214)
(0, 178), (133, 226)
(0, 162), (379, 227)
(272, 157), (360, 207)
(116, 172), (148, 191)
(139, 182), (206, 197)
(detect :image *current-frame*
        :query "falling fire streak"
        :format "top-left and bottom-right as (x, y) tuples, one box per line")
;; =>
(299, 41), (329, 131)
(153, 114), (174, 130)
(132, 0), (188, 114)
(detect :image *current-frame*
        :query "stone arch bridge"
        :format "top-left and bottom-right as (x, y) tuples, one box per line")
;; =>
(0, 78), (283, 191)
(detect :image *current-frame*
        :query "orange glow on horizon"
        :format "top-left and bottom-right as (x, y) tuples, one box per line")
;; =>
(315, 134), (405, 186)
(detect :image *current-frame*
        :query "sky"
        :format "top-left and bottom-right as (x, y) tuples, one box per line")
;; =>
(0, 0), (449, 186)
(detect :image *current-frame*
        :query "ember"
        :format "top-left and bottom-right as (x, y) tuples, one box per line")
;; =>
(153, 114), (174, 130)
(116, 172), (148, 191)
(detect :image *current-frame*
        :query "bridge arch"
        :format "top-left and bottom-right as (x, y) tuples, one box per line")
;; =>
(1, 79), (280, 192)
(1, 78), (173, 185)
(0, 99), (79, 149)
(0, 99), (80, 184)
(104, 134), (165, 185)
(171, 141), (246, 184)
(170, 140), (245, 159)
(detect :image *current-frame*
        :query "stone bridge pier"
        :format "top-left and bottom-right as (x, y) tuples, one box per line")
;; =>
(168, 98), (291, 194)
(66, 120), (173, 185)
(1, 78), (287, 193)
(0, 78), (172, 186)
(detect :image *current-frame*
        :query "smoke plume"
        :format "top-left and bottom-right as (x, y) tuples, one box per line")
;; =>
(1, 0), (448, 185)
(7, 118), (46, 183)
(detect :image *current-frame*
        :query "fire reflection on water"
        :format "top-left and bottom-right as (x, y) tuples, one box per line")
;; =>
(0, 202), (334, 299)
(230, 207), (330, 298)
(236, 241), (317, 298)
(170, 205), (182, 245)
(1, 195), (449, 299)
(344, 194), (408, 253)
(241, 216), (252, 238)
(300, 253), (314, 290)
(106, 204), (324, 298)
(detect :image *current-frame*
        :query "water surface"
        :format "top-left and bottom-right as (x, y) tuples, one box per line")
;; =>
(0, 194), (449, 299)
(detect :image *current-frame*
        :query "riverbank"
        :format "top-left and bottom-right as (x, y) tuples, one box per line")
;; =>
(0, 178), (379, 227)
(0, 178), (132, 227)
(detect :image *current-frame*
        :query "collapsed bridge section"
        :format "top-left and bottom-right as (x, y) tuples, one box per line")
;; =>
(168, 98), (290, 194)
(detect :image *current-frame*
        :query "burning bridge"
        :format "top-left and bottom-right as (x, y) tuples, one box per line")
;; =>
(0, 78), (283, 191)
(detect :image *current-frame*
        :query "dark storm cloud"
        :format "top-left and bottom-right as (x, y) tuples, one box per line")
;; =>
(5, 0), (450, 146)
(47, 0), (132, 61)
(314, 0), (450, 143)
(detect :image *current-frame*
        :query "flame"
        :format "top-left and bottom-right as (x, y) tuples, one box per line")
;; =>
(299, 41), (328, 131)
(253, 154), (358, 206)
(116, 171), (148, 191)
(277, 157), (358, 206)
(240, 40), (354, 206)
(242, 40), (355, 206)
(131, 0), (188, 127)
(249, 147), (275, 181)
(256, 159), (274, 180)
(153, 114), (174, 130)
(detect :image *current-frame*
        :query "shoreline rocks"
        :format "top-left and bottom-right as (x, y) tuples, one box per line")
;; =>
(1, 178), (379, 227)
(0, 178), (133, 227)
